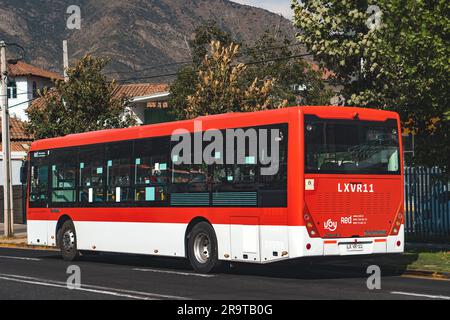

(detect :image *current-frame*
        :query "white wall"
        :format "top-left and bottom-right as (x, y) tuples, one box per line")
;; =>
(0, 152), (27, 186)
(8, 76), (54, 121)
(7, 76), (30, 121)
(125, 103), (146, 125)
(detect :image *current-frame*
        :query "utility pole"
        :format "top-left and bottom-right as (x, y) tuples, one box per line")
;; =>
(0, 41), (14, 237)
(63, 40), (69, 81)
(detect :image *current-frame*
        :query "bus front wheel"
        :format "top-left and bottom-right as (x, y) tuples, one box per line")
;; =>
(58, 220), (79, 261)
(187, 222), (221, 273)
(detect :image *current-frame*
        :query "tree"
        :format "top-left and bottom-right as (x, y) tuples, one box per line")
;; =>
(26, 55), (136, 139)
(291, 0), (449, 170)
(170, 22), (334, 120)
(244, 30), (334, 106)
(169, 22), (234, 119)
(185, 41), (279, 118)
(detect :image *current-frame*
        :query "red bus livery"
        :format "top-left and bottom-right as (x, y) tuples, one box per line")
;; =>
(26, 106), (404, 273)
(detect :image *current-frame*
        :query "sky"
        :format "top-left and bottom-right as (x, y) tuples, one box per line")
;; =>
(231, 0), (294, 20)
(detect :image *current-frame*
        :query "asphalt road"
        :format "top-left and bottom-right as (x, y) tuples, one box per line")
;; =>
(0, 247), (448, 300)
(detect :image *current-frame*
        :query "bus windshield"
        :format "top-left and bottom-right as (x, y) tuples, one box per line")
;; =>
(305, 116), (400, 174)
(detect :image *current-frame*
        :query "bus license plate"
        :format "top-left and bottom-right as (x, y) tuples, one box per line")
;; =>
(345, 243), (364, 252)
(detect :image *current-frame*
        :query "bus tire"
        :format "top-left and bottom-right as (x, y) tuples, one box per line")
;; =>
(187, 222), (221, 274)
(58, 220), (79, 261)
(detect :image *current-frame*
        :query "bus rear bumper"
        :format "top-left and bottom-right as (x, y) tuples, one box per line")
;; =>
(288, 225), (404, 259)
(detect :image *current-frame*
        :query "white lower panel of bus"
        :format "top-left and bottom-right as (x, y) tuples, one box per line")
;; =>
(288, 225), (404, 259)
(75, 221), (187, 257)
(27, 221), (404, 263)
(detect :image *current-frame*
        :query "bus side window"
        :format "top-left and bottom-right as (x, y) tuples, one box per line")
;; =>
(220, 127), (258, 191)
(50, 149), (77, 204)
(133, 137), (170, 204)
(106, 142), (132, 203)
(258, 124), (288, 207)
(79, 146), (105, 204)
(30, 162), (49, 206)
(171, 133), (211, 194)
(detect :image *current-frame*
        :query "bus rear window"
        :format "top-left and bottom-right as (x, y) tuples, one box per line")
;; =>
(305, 116), (400, 174)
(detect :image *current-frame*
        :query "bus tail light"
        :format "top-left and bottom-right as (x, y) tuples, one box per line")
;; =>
(304, 210), (320, 238)
(390, 211), (403, 236)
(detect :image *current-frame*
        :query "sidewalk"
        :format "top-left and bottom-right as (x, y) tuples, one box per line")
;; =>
(0, 224), (27, 245)
(0, 223), (27, 236)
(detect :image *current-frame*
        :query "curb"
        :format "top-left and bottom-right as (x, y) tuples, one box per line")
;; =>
(0, 241), (55, 251)
(404, 269), (450, 280)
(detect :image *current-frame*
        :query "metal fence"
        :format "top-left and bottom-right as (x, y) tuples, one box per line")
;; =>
(404, 167), (449, 240)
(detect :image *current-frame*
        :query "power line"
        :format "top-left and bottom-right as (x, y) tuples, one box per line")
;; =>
(0, 91), (32, 98)
(116, 52), (313, 83)
(240, 42), (304, 56)
(104, 60), (192, 76)
(117, 72), (180, 83)
(8, 98), (37, 109)
(108, 42), (306, 77)
(4, 42), (26, 62)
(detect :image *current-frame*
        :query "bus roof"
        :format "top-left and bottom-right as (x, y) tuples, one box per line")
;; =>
(30, 106), (399, 151)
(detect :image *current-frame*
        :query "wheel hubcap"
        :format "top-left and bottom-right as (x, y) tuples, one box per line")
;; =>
(193, 233), (211, 264)
(62, 229), (75, 252)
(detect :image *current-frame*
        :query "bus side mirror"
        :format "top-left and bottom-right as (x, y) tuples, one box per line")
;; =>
(20, 160), (29, 185)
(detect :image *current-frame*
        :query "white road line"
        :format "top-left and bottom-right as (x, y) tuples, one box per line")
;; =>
(0, 255), (41, 261)
(133, 268), (215, 278)
(390, 291), (450, 300)
(0, 273), (189, 300)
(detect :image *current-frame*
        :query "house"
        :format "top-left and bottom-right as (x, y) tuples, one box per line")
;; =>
(29, 82), (173, 126)
(0, 117), (33, 224)
(112, 83), (172, 125)
(6, 60), (62, 121)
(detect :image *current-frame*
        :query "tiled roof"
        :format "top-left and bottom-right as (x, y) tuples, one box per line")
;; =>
(30, 83), (170, 111)
(113, 83), (169, 98)
(0, 117), (33, 141)
(8, 61), (63, 80)
(0, 117), (33, 152)
(0, 141), (31, 152)
(28, 95), (46, 112)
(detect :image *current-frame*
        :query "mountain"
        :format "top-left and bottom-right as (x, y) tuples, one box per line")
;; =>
(0, 0), (296, 82)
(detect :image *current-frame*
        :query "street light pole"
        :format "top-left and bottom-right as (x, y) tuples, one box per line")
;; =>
(0, 41), (14, 237)
(63, 40), (69, 82)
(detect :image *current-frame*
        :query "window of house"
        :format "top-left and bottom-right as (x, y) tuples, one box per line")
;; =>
(32, 81), (38, 98)
(7, 81), (17, 99)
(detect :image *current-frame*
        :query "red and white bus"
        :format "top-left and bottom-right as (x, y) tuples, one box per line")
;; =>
(26, 106), (404, 273)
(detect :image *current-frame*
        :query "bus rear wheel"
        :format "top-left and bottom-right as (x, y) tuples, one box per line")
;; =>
(187, 222), (221, 274)
(58, 220), (79, 261)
